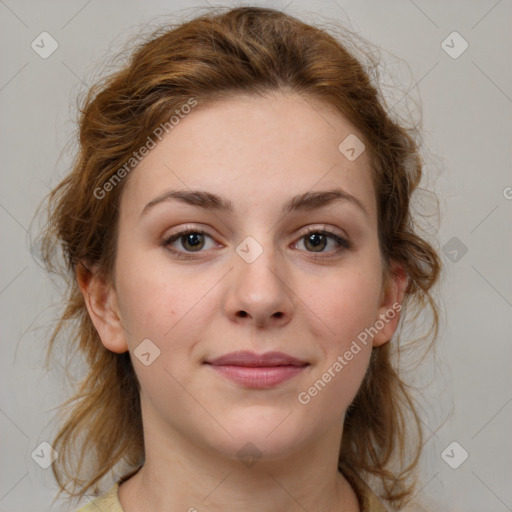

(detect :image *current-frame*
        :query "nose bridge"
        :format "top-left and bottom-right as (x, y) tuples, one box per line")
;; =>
(234, 232), (282, 294)
(225, 231), (293, 326)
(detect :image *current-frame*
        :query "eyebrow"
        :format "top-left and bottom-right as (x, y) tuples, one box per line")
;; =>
(140, 188), (369, 219)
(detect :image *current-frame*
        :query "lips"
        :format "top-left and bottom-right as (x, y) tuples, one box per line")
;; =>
(204, 351), (309, 388)
(206, 350), (308, 367)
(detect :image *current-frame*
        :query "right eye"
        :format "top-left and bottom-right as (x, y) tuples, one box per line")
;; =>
(163, 229), (219, 258)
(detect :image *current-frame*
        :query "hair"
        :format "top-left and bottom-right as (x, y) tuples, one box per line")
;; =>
(38, 6), (441, 510)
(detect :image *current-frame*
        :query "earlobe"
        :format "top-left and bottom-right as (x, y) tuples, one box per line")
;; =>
(76, 261), (129, 354)
(372, 262), (409, 347)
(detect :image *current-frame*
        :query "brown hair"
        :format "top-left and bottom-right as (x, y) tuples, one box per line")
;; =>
(39, 6), (441, 509)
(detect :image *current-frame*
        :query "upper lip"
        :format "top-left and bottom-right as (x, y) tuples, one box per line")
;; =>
(205, 351), (308, 367)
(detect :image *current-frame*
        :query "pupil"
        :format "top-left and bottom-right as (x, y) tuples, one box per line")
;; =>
(184, 233), (203, 250)
(307, 233), (326, 252)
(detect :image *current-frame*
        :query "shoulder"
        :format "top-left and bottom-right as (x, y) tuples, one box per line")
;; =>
(74, 483), (123, 512)
(362, 484), (388, 512)
(357, 481), (388, 512)
(342, 469), (388, 512)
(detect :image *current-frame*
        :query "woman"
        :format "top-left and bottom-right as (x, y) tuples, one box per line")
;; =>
(39, 6), (440, 511)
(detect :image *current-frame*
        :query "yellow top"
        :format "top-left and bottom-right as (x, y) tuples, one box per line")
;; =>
(75, 472), (387, 512)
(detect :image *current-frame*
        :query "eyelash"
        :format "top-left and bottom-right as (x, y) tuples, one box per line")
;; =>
(162, 226), (351, 260)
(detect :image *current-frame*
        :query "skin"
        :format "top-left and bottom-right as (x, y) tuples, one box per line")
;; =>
(78, 91), (407, 512)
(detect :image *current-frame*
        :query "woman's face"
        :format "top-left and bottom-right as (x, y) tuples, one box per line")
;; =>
(89, 92), (404, 461)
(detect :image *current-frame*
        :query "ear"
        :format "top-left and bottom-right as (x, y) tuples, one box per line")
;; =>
(372, 261), (409, 347)
(76, 261), (128, 354)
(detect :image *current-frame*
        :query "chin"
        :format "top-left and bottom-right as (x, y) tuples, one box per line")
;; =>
(201, 409), (316, 463)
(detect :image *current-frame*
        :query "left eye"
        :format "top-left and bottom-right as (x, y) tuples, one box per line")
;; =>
(295, 230), (350, 253)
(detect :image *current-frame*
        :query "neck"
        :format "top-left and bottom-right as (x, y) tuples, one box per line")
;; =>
(118, 416), (360, 512)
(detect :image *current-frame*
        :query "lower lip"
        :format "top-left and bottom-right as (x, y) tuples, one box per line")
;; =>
(207, 364), (307, 388)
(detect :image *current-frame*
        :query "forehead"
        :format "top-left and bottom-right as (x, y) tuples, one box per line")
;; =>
(120, 91), (377, 221)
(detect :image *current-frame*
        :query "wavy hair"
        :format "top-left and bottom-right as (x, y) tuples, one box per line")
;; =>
(38, 6), (441, 509)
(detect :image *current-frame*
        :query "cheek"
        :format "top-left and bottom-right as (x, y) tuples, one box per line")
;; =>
(296, 277), (378, 420)
(295, 261), (381, 413)
(115, 274), (173, 342)
(114, 251), (218, 351)
(303, 264), (383, 348)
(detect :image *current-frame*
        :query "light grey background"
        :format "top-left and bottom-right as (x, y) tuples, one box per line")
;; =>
(1, 0), (511, 511)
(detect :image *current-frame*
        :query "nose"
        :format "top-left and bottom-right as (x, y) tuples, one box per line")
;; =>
(223, 241), (294, 329)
